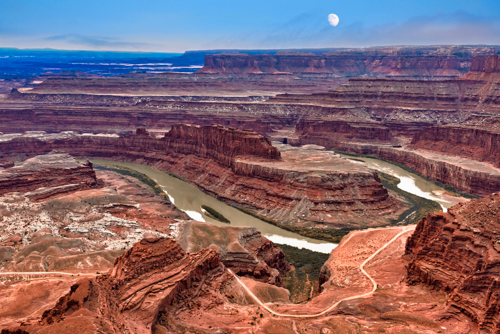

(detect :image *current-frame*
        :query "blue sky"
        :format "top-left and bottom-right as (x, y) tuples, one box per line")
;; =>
(1, 0), (500, 52)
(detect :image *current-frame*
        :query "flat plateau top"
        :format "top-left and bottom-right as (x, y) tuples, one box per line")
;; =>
(237, 143), (372, 174)
(0, 153), (84, 177)
(406, 148), (500, 176)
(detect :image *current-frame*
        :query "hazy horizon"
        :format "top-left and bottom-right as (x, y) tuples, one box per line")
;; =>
(3, 43), (500, 55)
(2, 0), (500, 53)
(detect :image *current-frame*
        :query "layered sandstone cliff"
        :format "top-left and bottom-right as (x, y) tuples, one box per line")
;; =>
(4, 237), (222, 334)
(405, 193), (500, 333)
(181, 222), (290, 286)
(411, 123), (500, 168)
(2, 91), (312, 135)
(274, 55), (500, 151)
(164, 123), (281, 166)
(0, 152), (101, 200)
(271, 55), (500, 114)
(197, 53), (466, 78)
(0, 125), (401, 229)
(467, 54), (500, 74)
(377, 148), (500, 197)
(27, 71), (345, 96)
(293, 118), (397, 147)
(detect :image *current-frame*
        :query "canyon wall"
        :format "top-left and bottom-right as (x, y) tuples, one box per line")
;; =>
(21, 237), (222, 334)
(27, 72), (346, 96)
(293, 117), (438, 148)
(411, 124), (500, 168)
(377, 148), (500, 197)
(0, 125), (399, 229)
(272, 55), (500, 140)
(0, 152), (101, 200)
(2, 91), (315, 135)
(469, 54), (500, 73)
(164, 123), (281, 165)
(405, 193), (500, 333)
(197, 53), (466, 78)
(272, 75), (500, 114)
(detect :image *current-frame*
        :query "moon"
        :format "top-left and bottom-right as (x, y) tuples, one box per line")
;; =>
(328, 13), (339, 27)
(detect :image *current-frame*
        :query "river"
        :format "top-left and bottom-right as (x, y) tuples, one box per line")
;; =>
(92, 155), (462, 254)
(338, 154), (460, 212)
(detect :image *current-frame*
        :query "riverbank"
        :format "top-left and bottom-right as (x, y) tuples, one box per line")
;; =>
(91, 159), (339, 254)
(340, 151), (479, 200)
(91, 154), (446, 249)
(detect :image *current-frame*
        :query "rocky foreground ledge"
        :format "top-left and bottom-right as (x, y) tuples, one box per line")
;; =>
(3, 237), (223, 334)
(405, 192), (500, 333)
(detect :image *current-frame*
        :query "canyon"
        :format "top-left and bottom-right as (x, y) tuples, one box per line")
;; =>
(1, 45), (500, 333)
(3, 203), (487, 333)
(0, 125), (404, 232)
(276, 55), (500, 197)
(0, 150), (297, 331)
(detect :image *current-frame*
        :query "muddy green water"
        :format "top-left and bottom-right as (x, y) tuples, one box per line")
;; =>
(92, 160), (338, 254)
(338, 154), (461, 212)
(92, 155), (461, 254)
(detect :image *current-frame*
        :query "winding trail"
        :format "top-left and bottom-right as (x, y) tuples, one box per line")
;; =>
(228, 225), (416, 318)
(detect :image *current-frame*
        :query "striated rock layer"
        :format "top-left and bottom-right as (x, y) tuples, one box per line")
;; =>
(411, 123), (500, 168)
(0, 152), (101, 200)
(1, 91), (309, 135)
(163, 123), (281, 166)
(181, 221), (290, 286)
(4, 237), (222, 334)
(0, 124), (400, 229)
(405, 193), (500, 333)
(272, 55), (500, 114)
(273, 54), (500, 152)
(377, 148), (500, 197)
(197, 52), (467, 78)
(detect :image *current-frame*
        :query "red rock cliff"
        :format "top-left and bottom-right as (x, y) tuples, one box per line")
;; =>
(164, 123), (281, 166)
(405, 193), (500, 333)
(9, 237), (222, 334)
(377, 148), (500, 197)
(0, 125), (400, 230)
(469, 55), (500, 73)
(270, 54), (500, 131)
(410, 124), (500, 168)
(197, 53), (467, 78)
(0, 151), (101, 200)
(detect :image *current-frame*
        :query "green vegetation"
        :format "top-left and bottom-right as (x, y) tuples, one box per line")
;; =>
(201, 205), (230, 223)
(232, 162), (445, 243)
(232, 204), (351, 243)
(346, 157), (365, 162)
(378, 172), (442, 225)
(276, 243), (330, 303)
(94, 164), (170, 200)
(338, 151), (479, 199)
